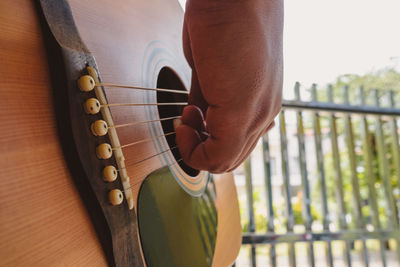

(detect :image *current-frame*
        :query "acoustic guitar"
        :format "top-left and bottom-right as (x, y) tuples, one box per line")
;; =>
(0, 0), (241, 266)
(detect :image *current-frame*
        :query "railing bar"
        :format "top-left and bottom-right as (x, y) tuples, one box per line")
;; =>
(279, 111), (296, 267)
(294, 83), (315, 267)
(244, 158), (257, 267)
(374, 89), (400, 227)
(242, 229), (400, 244)
(374, 89), (400, 267)
(282, 100), (400, 116)
(358, 87), (387, 267)
(388, 90), (400, 263)
(342, 86), (369, 267)
(389, 90), (400, 209)
(327, 85), (352, 267)
(311, 85), (334, 267)
(262, 134), (277, 267)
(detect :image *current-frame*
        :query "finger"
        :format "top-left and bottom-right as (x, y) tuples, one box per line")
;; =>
(174, 106), (208, 162)
(175, 124), (203, 167)
(177, 105), (248, 173)
(181, 105), (206, 133)
(178, 131), (245, 173)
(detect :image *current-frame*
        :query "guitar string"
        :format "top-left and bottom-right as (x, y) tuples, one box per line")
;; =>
(96, 82), (189, 95)
(113, 131), (176, 150)
(94, 81), (187, 130)
(118, 146), (178, 171)
(101, 102), (187, 108)
(112, 130), (188, 191)
(94, 81), (194, 190)
(109, 115), (180, 129)
(96, 82), (188, 107)
(111, 131), (188, 191)
(100, 86), (185, 149)
(102, 101), (183, 162)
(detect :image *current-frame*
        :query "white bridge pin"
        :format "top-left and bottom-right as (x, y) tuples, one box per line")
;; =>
(91, 120), (108, 136)
(103, 165), (118, 182)
(109, 189), (124, 205)
(78, 75), (95, 92)
(84, 98), (101, 114)
(96, 143), (112, 159)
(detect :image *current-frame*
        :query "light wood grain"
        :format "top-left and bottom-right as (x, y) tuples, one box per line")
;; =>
(212, 173), (242, 267)
(0, 0), (106, 266)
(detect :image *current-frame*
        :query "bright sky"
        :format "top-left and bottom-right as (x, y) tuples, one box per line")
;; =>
(179, 0), (400, 98)
(284, 0), (400, 96)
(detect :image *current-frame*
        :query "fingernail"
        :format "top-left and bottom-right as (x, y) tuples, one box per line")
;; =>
(173, 118), (182, 130)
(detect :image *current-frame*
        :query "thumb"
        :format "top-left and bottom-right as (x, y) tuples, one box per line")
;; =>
(174, 105), (208, 169)
(175, 123), (203, 167)
(178, 105), (208, 139)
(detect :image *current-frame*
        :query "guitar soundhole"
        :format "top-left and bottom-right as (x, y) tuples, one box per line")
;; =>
(157, 67), (199, 177)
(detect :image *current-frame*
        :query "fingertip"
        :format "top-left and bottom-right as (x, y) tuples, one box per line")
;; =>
(173, 118), (182, 131)
(182, 105), (204, 121)
(175, 124), (202, 165)
(181, 105), (206, 132)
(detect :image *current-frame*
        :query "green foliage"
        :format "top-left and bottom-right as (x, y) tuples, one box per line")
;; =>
(240, 187), (322, 233)
(240, 67), (400, 235)
(292, 196), (320, 224)
(240, 189), (267, 233)
(331, 67), (400, 101)
(310, 67), (400, 104)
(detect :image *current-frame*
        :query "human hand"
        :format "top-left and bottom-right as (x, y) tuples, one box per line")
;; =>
(175, 0), (283, 173)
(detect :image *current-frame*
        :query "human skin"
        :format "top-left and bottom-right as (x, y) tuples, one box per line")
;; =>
(175, 0), (283, 173)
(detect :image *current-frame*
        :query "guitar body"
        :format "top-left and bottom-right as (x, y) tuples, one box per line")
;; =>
(0, 0), (241, 266)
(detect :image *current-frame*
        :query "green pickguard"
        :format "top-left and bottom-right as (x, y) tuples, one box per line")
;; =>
(137, 167), (218, 267)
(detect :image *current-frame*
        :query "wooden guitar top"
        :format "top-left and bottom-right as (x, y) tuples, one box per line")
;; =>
(0, 0), (241, 266)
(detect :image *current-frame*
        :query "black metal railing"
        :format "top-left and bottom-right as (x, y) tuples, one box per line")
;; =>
(238, 83), (400, 267)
